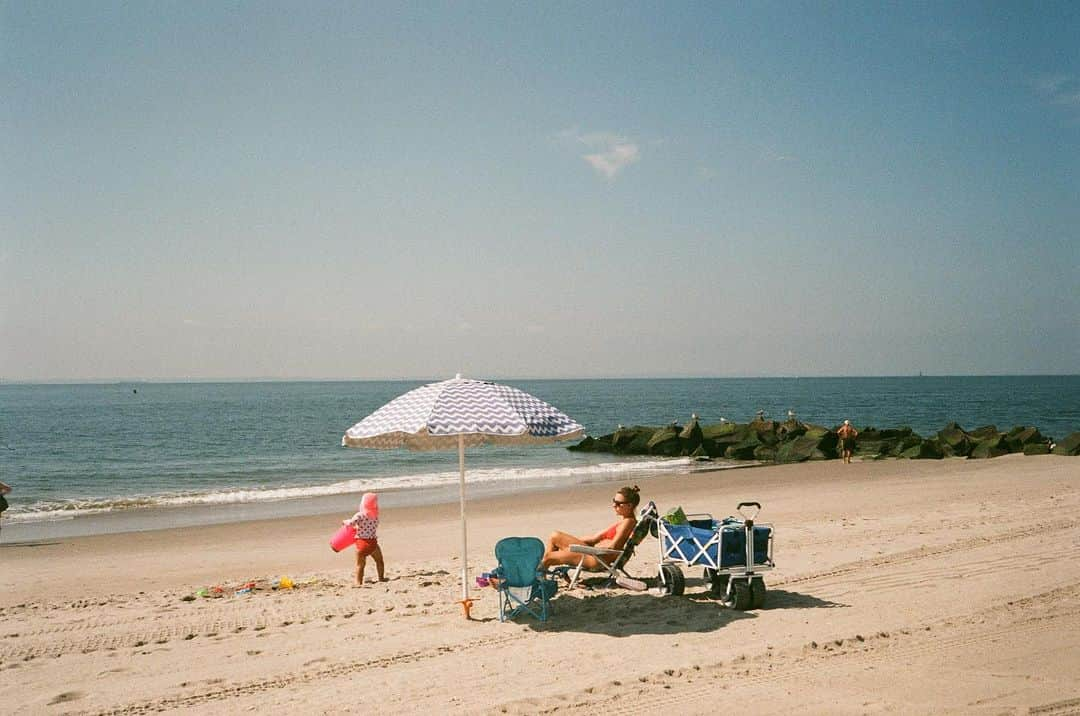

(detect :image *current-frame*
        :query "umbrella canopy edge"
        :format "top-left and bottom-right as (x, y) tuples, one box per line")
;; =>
(342, 427), (584, 450)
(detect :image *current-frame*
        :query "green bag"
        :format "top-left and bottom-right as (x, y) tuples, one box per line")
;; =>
(663, 506), (688, 525)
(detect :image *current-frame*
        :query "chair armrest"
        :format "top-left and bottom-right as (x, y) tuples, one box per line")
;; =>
(569, 545), (621, 557)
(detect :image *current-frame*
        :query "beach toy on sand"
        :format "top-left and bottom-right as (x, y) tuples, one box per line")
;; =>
(330, 524), (358, 552)
(279, 576), (294, 589)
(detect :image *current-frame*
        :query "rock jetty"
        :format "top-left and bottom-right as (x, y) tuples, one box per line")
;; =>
(568, 416), (1079, 463)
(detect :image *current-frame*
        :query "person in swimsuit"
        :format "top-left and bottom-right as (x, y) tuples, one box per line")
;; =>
(541, 485), (640, 570)
(343, 492), (387, 587)
(837, 420), (858, 464)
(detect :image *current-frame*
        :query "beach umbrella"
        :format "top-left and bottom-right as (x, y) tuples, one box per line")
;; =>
(341, 374), (584, 617)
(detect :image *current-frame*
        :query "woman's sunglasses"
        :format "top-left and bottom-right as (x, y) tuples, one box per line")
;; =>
(612, 499), (630, 506)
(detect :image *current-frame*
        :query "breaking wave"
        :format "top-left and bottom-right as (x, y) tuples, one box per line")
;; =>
(5, 457), (712, 524)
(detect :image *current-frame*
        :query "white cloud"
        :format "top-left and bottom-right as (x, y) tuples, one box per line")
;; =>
(558, 129), (641, 179)
(584, 143), (640, 178)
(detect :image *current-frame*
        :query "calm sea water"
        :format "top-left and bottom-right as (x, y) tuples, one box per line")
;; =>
(1, 376), (1077, 524)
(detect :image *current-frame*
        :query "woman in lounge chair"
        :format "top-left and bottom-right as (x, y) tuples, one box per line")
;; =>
(541, 485), (640, 570)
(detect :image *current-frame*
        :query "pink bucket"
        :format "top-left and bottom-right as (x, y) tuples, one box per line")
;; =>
(330, 524), (358, 552)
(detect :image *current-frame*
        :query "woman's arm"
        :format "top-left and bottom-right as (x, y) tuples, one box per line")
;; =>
(0, 481), (11, 495)
(581, 527), (608, 547)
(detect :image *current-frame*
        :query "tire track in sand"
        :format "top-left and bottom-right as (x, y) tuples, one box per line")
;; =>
(492, 582), (1080, 715)
(1, 576), (460, 662)
(769, 516), (1078, 590)
(8, 519), (1076, 662)
(87, 632), (526, 716)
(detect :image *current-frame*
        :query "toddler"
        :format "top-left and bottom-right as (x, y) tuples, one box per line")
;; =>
(343, 492), (386, 587)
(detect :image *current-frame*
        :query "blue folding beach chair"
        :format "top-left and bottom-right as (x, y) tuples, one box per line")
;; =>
(492, 537), (557, 622)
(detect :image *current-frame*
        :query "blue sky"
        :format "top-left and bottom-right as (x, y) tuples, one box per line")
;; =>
(2, 1), (1077, 380)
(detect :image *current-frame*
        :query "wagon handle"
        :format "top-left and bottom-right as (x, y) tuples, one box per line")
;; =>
(737, 501), (761, 520)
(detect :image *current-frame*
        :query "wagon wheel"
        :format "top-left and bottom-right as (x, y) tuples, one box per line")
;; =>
(704, 568), (729, 598)
(723, 579), (752, 610)
(750, 577), (767, 609)
(659, 564), (685, 596)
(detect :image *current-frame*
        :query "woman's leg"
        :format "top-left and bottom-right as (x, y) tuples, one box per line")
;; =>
(541, 549), (599, 571)
(372, 545), (386, 581)
(546, 530), (584, 553)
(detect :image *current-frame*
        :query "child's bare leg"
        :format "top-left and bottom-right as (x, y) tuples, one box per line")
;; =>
(372, 545), (386, 581)
(354, 551), (366, 586)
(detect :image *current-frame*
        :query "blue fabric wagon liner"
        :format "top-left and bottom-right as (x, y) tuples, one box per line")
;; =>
(660, 517), (773, 571)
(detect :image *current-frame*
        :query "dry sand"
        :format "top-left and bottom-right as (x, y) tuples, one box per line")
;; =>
(2, 454), (1079, 714)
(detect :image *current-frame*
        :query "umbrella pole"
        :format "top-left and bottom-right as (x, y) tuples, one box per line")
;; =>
(457, 433), (474, 619)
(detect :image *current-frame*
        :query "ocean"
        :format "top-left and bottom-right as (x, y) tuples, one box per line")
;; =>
(2, 376), (1077, 534)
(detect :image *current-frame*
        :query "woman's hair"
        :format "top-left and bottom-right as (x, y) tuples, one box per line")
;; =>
(617, 485), (641, 507)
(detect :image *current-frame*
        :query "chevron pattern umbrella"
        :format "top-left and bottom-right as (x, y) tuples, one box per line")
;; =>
(342, 375), (584, 617)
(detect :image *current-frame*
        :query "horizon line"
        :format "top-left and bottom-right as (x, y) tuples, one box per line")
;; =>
(2, 373), (1078, 386)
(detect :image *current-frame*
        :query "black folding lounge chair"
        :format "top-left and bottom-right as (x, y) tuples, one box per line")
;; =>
(567, 501), (658, 590)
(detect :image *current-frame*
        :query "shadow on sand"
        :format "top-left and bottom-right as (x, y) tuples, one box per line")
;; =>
(521, 584), (845, 634)
(760, 588), (848, 610)
(526, 589), (755, 636)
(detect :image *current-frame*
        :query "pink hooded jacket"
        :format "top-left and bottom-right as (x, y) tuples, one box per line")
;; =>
(344, 493), (379, 539)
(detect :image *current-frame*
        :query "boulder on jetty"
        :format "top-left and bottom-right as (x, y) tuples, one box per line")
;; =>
(679, 416), (704, 453)
(568, 417), (1074, 463)
(851, 426), (921, 458)
(969, 435), (1009, 460)
(646, 425), (683, 457)
(899, 439), (944, 460)
(611, 426), (653, 454)
(969, 425), (1001, 440)
(1004, 426), (1044, 453)
(1053, 432), (1080, 456)
(724, 438), (761, 460)
(775, 435), (828, 463)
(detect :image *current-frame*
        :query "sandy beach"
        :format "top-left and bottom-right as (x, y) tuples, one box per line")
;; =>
(3, 454), (1079, 714)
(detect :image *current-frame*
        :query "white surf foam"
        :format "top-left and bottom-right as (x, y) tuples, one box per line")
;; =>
(5, 457), (708, 524)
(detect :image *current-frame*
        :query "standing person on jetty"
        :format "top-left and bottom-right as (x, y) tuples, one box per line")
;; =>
(343, 493), (387, 587)
(837, 420), (859, 464)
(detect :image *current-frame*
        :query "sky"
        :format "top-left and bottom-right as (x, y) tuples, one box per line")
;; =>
(2, 1), (1078, 381)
